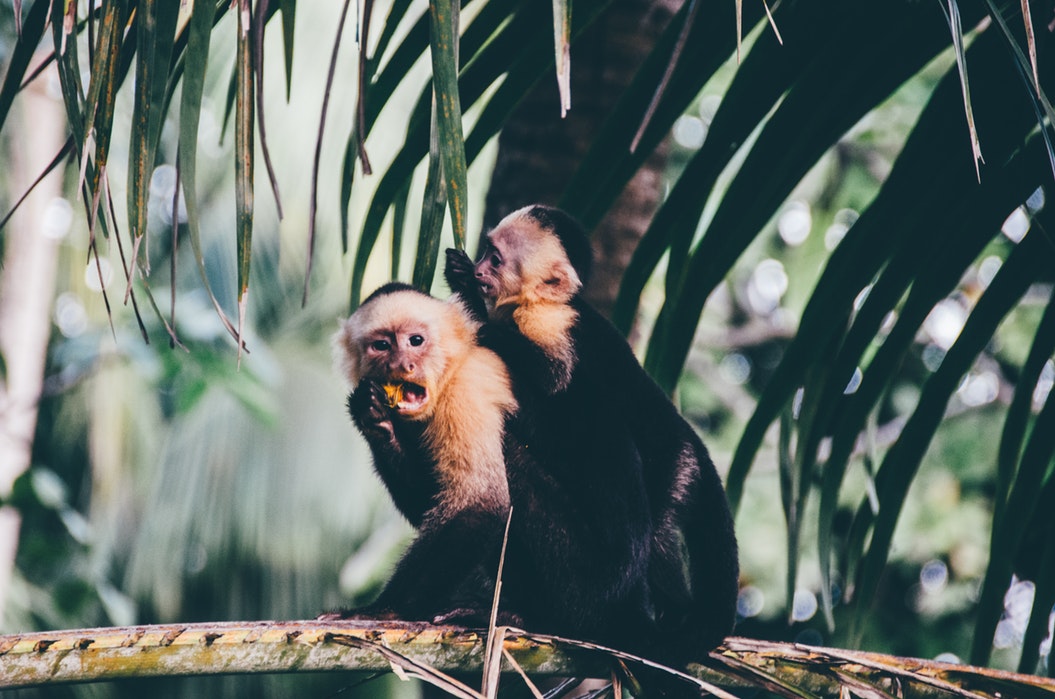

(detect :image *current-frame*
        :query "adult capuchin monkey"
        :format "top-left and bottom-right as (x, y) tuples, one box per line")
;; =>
(329, 282), (515, 620)
(329, 282), (656, 649)
(445, 205), (739, 663)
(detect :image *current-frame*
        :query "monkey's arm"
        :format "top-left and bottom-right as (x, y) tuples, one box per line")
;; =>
(348, 380), (438, 527)
(444, 248), (489, 322)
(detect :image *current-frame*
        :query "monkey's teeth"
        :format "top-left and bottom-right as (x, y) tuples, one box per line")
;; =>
(403, 383), (425, 401)
(395, 382), (427, 410)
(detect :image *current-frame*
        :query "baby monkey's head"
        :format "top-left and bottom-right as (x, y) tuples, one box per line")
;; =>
(474, 205), (593, 309)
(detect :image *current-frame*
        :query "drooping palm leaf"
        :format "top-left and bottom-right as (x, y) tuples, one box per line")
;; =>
(610, 0), (805, 333)
(850, 222), (1054, 638)
(972, 301), (1055, 664)
(561, 0), (763, 233)
(128, 0), (179, 278)
(715, 3), (989, 517)
(307, 0), (355, 302)
(644, 1), (986, 393)
(814, 107), (1055, 633)
(0, 0), (49, 133)
(341, 0), (451, 289)
(651, 3), (1055, 646)
(414, 103), (450, 291)
(251, 0), (285, 225)
(1018, 475), (1055, 673)
(0, 137), (74, 232)
(234, 0), (255, 357)
(348, 0), (614, 306)
(84, 0), (130, 242)
(551, 0), (571, 118)
(178, 0), (245, 348)
(278, 0), (295, 100)
(426, 0), (467, 251)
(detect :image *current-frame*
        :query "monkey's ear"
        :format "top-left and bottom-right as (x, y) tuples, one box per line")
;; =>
(530, 260), (581, 303)
(332, 320), (363, 386)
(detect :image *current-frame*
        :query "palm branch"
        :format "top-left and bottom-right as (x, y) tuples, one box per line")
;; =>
(1, 620), (1054, 698)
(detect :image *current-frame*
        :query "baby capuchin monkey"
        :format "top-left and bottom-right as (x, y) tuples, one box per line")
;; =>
(330, 282), (656, 647)
(330, 282), (516, 620)
(446, 205), (740, 662)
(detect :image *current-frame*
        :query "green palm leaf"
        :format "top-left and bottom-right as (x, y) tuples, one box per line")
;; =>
(0, 0), (49, 133)
(128, 0), (179, 267)
(235, 0), (254, 354)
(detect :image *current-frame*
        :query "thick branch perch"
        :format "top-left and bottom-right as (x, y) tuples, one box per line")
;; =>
(0, 620), (584, 688)
(1, 621), (1053, 699)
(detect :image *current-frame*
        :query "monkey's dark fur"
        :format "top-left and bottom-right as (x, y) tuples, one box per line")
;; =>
(446, 205), (739, 662)
(332, 283), (655, 647)
(331, 282), (514, 620)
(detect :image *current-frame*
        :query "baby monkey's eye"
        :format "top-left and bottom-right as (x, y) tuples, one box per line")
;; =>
(490, 253), (502, 268)
(370, 339), (391, 351)
(409, 335), (425, 347)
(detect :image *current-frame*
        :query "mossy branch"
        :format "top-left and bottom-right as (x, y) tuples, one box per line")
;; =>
(0, 621), (1052, 699)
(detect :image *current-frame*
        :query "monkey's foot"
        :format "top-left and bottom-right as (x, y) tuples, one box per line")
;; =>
(316, 608), (402, 622)
(432, 607), (526, 628)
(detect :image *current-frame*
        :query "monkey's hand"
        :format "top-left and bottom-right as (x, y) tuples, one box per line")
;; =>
(444, 248), (488, 322)
(444, 247), (475, 293)
(348, 379), (396, 443)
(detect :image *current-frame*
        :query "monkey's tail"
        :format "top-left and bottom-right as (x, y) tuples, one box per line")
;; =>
(653, 465), (740, 667)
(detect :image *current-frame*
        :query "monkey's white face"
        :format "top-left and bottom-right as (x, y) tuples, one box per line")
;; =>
(336, 290), (468, 420)
(358, 322), (433, 416)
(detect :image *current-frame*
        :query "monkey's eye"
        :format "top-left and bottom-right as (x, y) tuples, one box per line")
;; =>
(409, 334), (425, 347)
(489, 252), (502, 268)
(370, 339), (391, 352)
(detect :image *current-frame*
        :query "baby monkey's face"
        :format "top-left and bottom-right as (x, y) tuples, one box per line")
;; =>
(474, 210), (580, 308)
(473, 232), (515, 301)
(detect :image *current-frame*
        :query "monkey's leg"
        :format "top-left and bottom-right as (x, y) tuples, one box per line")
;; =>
(357, 506), (507, 621)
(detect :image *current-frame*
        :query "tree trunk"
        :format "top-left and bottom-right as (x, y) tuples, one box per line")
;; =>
(0, 59), (66, 626)
(482, 0), (679, 319)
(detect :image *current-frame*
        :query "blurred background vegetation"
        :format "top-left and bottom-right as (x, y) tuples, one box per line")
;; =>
(1, 0), (1055, 696)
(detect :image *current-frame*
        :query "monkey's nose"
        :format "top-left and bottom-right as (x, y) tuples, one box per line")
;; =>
(391, 360), (415, 375)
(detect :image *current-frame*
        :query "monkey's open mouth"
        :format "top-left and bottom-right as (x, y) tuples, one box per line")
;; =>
(393, 381), (427, 413)
(477, 280), (497, 298)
